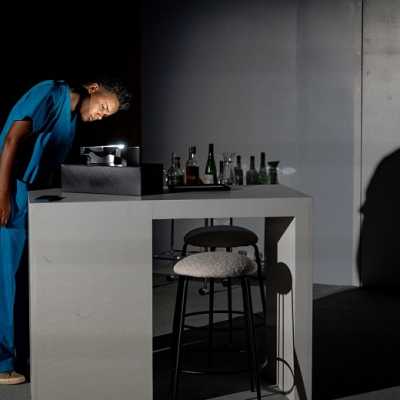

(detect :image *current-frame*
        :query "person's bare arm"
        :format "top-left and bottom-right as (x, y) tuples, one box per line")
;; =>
(0, 120), (32, 225)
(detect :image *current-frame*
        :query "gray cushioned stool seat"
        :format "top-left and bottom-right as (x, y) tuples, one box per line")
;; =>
(173, 251), (256, 279)
(184, 225), (258, 248)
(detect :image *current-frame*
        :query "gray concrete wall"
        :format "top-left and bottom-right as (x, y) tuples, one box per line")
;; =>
(142, 0), (299, 183)
(297, 0), (361, 284)
(362, 0), (400, 199)
(143, 0), (361, 284)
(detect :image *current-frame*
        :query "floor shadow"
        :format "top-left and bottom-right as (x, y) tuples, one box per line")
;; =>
(313, 288), (400, 400)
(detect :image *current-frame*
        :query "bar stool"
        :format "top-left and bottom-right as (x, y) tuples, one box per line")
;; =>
(182, 225), (267, 335)
(171, 251), (262, 400)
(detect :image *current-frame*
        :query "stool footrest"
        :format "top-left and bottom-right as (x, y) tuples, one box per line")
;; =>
(153, 249), (202, 261)
(182, 345), (249, 353)
(181, 368), (250, 375)
(184, 324), (246, 332)
(185, 309), (244, 317)
(183, 321), (264, 332)
(182, 310), (265, 331)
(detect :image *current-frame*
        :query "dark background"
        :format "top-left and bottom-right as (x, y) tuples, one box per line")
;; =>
(0, 8), (141, 163)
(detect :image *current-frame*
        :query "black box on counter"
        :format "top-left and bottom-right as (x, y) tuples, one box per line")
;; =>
(61, 163), (164, 196)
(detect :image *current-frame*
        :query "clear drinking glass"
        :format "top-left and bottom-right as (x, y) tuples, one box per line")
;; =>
(221, 152), (235, 185)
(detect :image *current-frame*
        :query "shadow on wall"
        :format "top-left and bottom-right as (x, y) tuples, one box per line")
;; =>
(357, 148), (400, 288)
(314, 148), (400, 399)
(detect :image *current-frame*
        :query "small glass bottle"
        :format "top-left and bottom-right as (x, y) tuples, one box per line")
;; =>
(185, 146), (199, 185)
(167, 154), (184, 187)
(234, 155), (244, 185)
(167, 152), (176, 187)
(204, 143), (217, 184)
(218, 160), (224, 184)
(246, 155), (259, 185)
(174, 156), (185, 185)
(227, 154), (235, 185)
(268, 161), (280, 184)
(162, 168), (169, 191)
(258, 152), (269, 184)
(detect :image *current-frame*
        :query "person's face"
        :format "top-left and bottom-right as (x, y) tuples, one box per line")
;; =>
(80, 83), (120, 122)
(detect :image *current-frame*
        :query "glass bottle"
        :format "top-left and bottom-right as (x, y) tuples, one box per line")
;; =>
(268, 161), (280, 184)
(167, 154), (184, 187)
(218, 160), (224, 184)
(167, 152), (176, 187)
(258, 152), (269, 184)
(174, 156), (184, 185)
(185, 146), (199, 185)
(204, 143), (217, 184)
(228, 154), (235, 184)
(234, 155), (244, 185)
(222, 152), (235, 185)
(162, 168), (169, 191)
(246, 155), (259, 185)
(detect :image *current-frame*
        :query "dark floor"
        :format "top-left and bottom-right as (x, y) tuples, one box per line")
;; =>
(313, 287), (400, 400)
(153, 270), (278, 399)
(153, 312), (273, 400)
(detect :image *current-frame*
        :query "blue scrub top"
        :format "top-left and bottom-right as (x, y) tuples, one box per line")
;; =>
(0, 80), (77, 185)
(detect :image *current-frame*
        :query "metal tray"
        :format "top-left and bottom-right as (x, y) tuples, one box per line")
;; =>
(168, 184), (231, 193)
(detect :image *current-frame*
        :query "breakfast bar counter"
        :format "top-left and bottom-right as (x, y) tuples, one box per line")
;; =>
(28, 185), (312, 400)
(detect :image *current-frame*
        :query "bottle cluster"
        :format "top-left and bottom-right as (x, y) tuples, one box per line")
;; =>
(166, 144), (280, 187)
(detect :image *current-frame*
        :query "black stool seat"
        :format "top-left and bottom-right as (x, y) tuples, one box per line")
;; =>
(184, 225), (258, 248)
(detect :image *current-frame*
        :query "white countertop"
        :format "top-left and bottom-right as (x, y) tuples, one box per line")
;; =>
(29, 184), (310, 205)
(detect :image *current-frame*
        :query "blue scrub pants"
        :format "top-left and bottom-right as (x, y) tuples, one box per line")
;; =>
(0, 180), (28, 373)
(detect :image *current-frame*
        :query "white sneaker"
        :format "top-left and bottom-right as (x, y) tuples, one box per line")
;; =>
(0, 371), (26, 385)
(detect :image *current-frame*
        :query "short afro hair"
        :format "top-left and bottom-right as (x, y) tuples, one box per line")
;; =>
(94, 77), (132, 111)
(66, 77), (132, 111)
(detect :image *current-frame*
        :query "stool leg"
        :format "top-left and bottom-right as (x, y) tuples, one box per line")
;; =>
(170, 219), (175, 251)
(241, 278), (255, 392)
(241, 277), (262, 400)
(171, 277), (189, 400)
(227, 278), (233, 345)
(171, 276), (184, 363)
(208, 279), (215, 368)
(182, 242), (188, 257)
(253, 244), (267, 322)
(225, 247), (234, 345)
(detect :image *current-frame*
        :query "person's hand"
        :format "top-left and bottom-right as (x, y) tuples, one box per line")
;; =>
(0, 191), (11, 226)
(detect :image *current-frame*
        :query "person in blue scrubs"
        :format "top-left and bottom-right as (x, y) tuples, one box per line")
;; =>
(0, 79), (131, 384)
